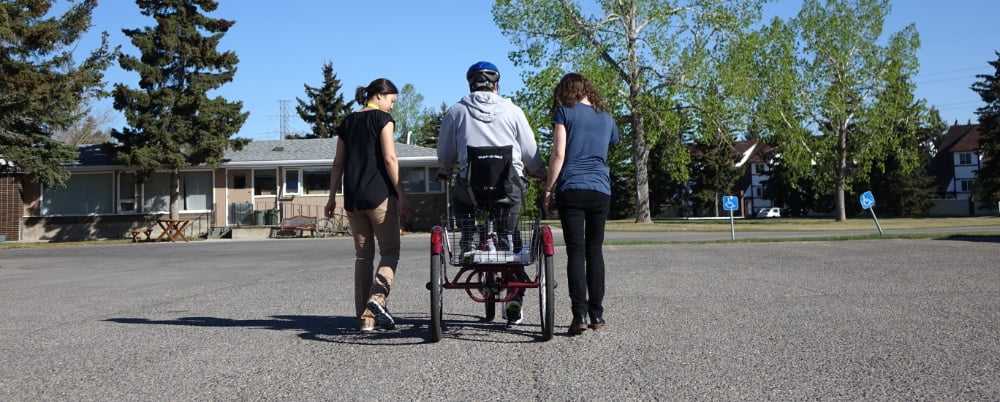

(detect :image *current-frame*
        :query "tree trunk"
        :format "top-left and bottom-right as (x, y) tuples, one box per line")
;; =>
(714, 191), (719, 217)
(170, 169), (181, 220)
(625, 7), (652, 224)
(629, 92), (653, 224)
(836, 127), (848, 222)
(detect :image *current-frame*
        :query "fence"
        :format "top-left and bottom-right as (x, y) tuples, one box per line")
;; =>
(228, 200), (329, 226)
(279, 202), (327, 220)
(183, 212), (213, 238)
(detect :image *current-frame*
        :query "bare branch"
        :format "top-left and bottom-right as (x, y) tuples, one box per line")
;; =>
(557, 0), (631, 84)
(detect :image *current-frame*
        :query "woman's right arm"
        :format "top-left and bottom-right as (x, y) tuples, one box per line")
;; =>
(544, 123), (567, 212)
(325, 137), (346, 218)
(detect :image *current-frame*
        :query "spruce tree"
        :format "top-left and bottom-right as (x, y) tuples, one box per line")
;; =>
(972, 51), (1000, 204)
(0, 0), (115, 185)
(294, 62), (348, 139)
(111, 0), (248, 219)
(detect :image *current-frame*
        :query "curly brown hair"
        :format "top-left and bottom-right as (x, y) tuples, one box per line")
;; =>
(553, 72), (606, 114)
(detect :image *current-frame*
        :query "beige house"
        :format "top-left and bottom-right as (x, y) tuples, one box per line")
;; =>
(11, 139), (445, 242)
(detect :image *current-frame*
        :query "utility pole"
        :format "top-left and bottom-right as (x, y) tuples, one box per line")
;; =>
(279, 99), (291, 139)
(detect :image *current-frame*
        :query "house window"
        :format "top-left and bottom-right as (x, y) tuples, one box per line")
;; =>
(753, 163), (766, 175)
(401, 167), (428, 193)
(303, 168), (331, 195)
(754, 186), (763, 198)
(119, 173), (138, 213)
(958, 152), (973, 165)
(254, 170), (276, 196)
(41, 173), (114, 216)
(427, 168), (443, 192)
(182, 172), (213, 211)
(142, 172), (172, 213)
(284, 169), (301, 195)
(960, 180), (973, 193)
(232, 174), (247, 189)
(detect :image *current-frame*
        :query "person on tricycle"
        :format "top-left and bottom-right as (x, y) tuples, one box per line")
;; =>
(436, 61), (546, 326)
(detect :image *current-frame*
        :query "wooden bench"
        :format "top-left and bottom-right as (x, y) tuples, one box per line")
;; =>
(129, 221), (157, 242)
(271, 215), (317, 238)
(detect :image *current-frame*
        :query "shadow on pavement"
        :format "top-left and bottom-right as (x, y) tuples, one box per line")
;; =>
(105, 315), (430, 346)
(105, 313), (559, 345)
(935, 235), (1000, 244)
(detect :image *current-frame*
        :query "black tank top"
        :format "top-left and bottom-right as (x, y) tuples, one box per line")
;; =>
(336, 109), (397, 211)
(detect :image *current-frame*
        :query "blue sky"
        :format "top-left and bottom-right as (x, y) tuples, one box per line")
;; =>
(72, 0), (999, 140)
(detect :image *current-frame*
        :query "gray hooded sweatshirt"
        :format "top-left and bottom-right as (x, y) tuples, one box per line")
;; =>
(437, 92), (545, 179)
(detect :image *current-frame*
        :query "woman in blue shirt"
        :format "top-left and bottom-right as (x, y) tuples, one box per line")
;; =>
(543, 73), (619, 335)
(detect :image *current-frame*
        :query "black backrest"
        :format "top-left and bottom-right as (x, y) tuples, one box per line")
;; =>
(467, 145), (514, 207)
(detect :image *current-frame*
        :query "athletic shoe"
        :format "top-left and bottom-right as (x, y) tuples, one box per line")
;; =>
(367, 299), (396, 330)
(505, 300), (523, 326)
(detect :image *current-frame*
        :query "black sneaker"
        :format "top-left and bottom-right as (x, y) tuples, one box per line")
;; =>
(367, 299), (396, 330)
(504, 300), (523, 326)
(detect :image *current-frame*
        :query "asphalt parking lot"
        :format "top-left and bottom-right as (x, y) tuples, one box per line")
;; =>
(1, 236), (998, 400)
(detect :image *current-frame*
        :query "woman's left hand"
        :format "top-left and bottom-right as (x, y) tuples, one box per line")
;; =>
(398, 193), (412, 221)
(543, 191), (555, 214)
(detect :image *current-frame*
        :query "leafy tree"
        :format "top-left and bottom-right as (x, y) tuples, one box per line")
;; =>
(0, 0), (115, 185)
(494, 0), (766, 223)
(764, 155), (828, 217)
(685, 30), (763, 216)
(111, 0), (249, 219)
(391, 84), (424, 143)
(972, 51), (1000, 204)
(414, 102), (448, 148)
(294, 61), (348, 139)
(866, 106), (945, 217)
(783, 0), (923, 221)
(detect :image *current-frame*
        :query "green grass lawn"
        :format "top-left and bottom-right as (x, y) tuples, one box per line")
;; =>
(603, 232), (1000, 246)
(595, 216), (1000, 232)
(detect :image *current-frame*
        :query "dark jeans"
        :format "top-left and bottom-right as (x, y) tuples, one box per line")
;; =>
(452, 177), (524, 253)
(452, 177), (529, 302)
(557, 190), (610, 321)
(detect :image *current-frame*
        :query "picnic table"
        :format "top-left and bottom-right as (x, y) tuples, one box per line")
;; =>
(157, 219), (191, 242)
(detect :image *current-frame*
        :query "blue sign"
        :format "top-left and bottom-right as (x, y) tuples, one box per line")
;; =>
(722, 196), (739, 212)
(860, 191), (876, 210)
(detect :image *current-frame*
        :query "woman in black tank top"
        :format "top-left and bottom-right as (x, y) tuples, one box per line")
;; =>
(325, 78), (408, 332)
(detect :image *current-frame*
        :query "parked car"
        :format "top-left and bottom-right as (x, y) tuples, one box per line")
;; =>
(756, 207), (781, 218)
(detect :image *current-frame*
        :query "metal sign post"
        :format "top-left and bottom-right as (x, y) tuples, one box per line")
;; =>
(859, 191), (883, 236)
(722, 195), (739, 240)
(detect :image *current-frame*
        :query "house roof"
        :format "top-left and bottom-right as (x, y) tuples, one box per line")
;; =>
(75, 144), (115, 166)
(939, 124), (981, 153)
(223, 138), (436, 163)
(69, 138), (438, 167)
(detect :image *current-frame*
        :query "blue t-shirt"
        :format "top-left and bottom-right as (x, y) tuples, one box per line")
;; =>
(553, 103), (620, 195)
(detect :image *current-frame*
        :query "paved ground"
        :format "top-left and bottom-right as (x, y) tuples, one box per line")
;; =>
(1, 235), (998, 400)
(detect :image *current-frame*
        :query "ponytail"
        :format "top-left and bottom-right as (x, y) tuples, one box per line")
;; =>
(354, 78), (399, 106)
(354, 86), (368, 106)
